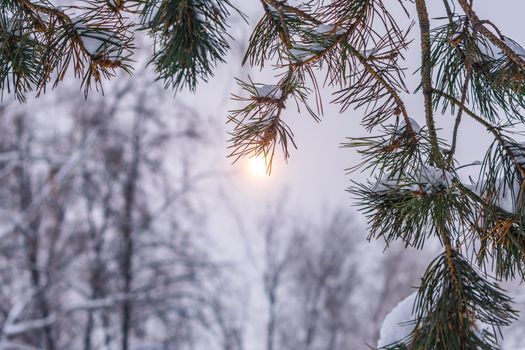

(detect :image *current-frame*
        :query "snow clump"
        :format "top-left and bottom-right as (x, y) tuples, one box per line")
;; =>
(377, 292), (417, 348)
(373, 165), (453, 193)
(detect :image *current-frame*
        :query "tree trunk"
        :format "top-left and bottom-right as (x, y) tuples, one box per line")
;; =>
(120, 122), (140, 350)
(16, 120), (55, 350)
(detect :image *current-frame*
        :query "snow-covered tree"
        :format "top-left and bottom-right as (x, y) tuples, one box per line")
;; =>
(0, 73), (245, 349)
(4, 1), (525, 349)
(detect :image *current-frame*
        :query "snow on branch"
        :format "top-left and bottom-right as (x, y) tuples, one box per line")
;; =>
(377, 292), (417, 348)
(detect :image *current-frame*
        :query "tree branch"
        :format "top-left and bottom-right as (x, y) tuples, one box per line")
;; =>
(415, 0), (444, 167)
(448, 69), (472, 166)
(434, 88), (525, 179)
(457, 0), (525, 70)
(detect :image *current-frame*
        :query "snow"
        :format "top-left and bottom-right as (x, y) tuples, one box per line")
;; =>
(81, 36), (105, 56)
(457, 27), (524, 62)
(499, 141), (525, 212)
(462, 141), (525, 214)
(289, 43), (325, 62)
(4, 315), (56, 336)
(397, 117), (422, 134)
(313, 24), (334, 34)
(377, 292), (417, 348)
(312, 24), (345, 36)
(254, 85), (282, 99)
(418, 165), (454, 189)
(491, 179), (518, 214)
(373, 172), (419, 192)
(474, 35), (525, 62)
(506, 141), (525, 167)
(266, 3), (296, 18)
(362, 47), (379, 58)
(288, 24), (346, 62)
(465, 176), (519, 214)
(373, 165), (453, 193)
(266, 3), (278, 13)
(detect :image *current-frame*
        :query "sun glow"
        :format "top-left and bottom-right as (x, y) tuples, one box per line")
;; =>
(247, 156), (268, 177)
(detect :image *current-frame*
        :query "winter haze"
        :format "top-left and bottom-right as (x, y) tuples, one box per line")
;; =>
(1, 1), (525, 350)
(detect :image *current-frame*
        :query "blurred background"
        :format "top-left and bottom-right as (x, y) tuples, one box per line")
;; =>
(0, 1), (524, 350)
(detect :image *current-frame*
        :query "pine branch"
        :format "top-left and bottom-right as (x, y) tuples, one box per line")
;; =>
(415, 0), (444, 168)
(140, 0), (242, 91)
(262, 0), (321, 25)
(433, 88), (525, 179)
(409, 251), (517, 350)
(0, 0), (135, 100)
(457, 0), (525, 70)
(430, 16), (525, 124)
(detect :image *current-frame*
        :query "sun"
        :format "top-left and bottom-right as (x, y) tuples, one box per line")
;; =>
(247, 156), (268, 177)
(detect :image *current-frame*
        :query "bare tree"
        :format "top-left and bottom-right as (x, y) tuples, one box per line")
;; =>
(252, 206), (428, 350)
(248, 201), (302, 350)
(277, 211), (360, 350)
(0, 74), (241, 350)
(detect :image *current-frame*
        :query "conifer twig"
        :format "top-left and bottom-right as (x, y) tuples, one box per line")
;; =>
(457, 0), (525, 69)
(415, 0), (444, 167)
(448, 69), (472, 166)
